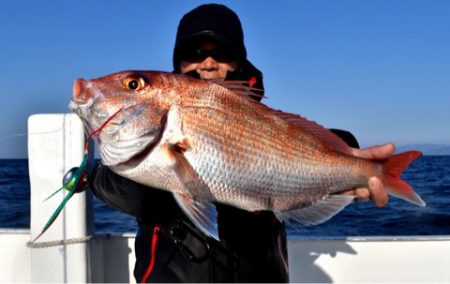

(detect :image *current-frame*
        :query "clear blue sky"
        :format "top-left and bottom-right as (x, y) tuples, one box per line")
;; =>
(1, 0), (449, 158)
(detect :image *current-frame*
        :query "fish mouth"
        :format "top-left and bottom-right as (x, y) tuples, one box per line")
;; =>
(69, 99), (94, 118)
(69, 100), (144, 136)
(69, 99), (161, 166)
(68, 99), (103, 133)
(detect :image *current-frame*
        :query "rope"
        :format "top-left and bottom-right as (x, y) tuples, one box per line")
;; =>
(27, 235), (94, 248)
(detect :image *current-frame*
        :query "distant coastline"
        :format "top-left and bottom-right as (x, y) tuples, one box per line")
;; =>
(396, 144), (450, 156)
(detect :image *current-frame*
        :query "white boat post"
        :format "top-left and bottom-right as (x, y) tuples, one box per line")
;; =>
(28, 113), (94, 282)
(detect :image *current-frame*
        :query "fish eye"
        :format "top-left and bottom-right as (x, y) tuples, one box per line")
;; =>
(128, 80), (139, 90)
(124, 76), (146, 91)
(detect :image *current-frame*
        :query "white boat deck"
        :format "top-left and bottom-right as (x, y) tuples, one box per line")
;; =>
(1, 113), (449, 283)
(2, 229), (450, 283)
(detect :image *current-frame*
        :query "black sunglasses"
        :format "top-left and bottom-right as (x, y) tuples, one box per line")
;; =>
(180, 46), (238, 63)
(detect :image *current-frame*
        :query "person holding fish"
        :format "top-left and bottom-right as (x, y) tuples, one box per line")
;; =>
(79, 4), (421, 283)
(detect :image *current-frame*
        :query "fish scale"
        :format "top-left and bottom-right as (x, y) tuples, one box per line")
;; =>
(180, 102), (368, 210)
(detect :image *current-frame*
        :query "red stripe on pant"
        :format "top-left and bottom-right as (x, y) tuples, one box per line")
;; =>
(140, 224), (161, 283)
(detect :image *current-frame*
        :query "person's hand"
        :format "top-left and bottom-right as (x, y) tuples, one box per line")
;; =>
(340, 143), (396, 207)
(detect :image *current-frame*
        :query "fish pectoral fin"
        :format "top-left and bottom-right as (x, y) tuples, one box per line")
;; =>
(173, 193), (219, 240)
(162, 141), (197, 185)
(161, 105), (198, 185)
(164, 140), (213, 201)
(275, 195), (354, 227)
(162, 105), (186, 145)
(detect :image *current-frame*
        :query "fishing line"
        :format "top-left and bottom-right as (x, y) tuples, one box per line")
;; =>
(0, 123), (65, 143)
(1, 122), (71, 202)
(32, 107), (124, 242)
(0, 126), (66, 206)
(0, 133), (28, 143)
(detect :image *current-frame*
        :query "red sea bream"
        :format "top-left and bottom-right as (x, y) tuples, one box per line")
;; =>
(69, 70), (425, 239)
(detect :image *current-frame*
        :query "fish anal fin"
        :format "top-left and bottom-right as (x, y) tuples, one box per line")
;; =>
(173, 193), (219, 240)
(275, 195), (354, 227)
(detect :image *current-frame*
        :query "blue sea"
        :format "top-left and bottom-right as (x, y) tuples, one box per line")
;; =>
(1, 156), (449, 237)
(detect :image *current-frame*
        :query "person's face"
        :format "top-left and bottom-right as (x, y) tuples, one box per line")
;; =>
(179, 40), (238, 80)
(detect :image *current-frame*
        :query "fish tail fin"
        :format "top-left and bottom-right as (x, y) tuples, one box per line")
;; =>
(382, 151), (425, 206)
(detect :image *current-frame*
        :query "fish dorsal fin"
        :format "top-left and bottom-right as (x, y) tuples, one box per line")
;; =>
(210, 79), (265, 100)
(270, 110), (353, 155)
(212, 80), (353, 155)
(275, 195), (354, 227)
(173, 193), (219, 240)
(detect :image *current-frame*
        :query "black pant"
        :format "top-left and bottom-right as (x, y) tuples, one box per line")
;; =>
(134, 217), (289, 283)
(134, 220), (240, 282)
